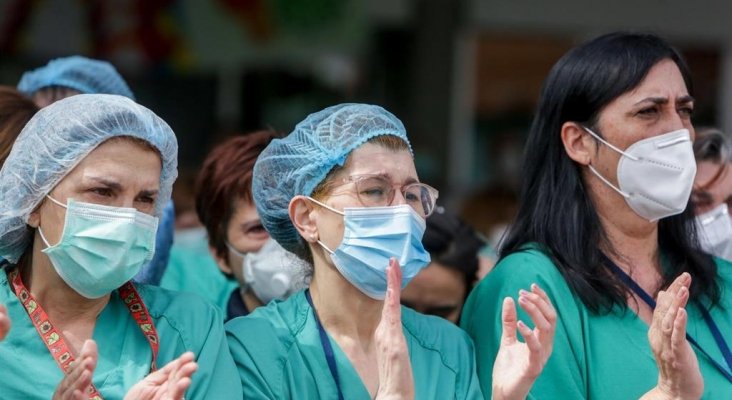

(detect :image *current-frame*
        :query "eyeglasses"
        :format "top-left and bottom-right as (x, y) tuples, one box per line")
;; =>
(327, 174), (439, 217)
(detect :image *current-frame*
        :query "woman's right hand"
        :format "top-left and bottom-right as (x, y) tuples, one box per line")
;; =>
(0, 303), (10, 341)
(374, 258), (415, 400)
(641, 272), (704, 400)
(52, 340), (98, 400)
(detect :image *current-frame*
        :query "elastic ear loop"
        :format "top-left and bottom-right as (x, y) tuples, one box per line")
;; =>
(37, 195), (69, 248)
(583, 126), (634, 199)
(306, 197), (343, 255)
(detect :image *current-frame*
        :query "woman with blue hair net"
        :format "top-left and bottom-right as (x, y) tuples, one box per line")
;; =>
(0, 94), (240, 399)
(226, 103), (556, 399)
(17, 55), (176, 287)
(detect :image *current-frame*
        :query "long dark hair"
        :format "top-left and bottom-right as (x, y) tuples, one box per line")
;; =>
(501, 32), (720, 313)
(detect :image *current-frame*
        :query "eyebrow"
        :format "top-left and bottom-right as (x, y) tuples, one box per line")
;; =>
(634, 95), (695, 106)
(87, 176), (159, 196)
(370, 172), (420, 185)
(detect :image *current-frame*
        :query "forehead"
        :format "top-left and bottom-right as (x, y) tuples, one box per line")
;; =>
(63, 138), (162, 188)
(616, 59), (689, 102)
(338, 142), (416, 180)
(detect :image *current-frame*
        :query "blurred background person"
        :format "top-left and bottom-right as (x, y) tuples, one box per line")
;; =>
(0, 86), (38, 168)
(0, 94), (239, 399)
(16, 55), (135, 107)
(15, 55), (175, 286)
(401, 206), (485, 323)
(0, 86), (39, 267)
(161, 131), (305, 320)
(692, 128), (732, 261)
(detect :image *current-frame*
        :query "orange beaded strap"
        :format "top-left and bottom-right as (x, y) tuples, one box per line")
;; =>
(7, 267), (160, 399)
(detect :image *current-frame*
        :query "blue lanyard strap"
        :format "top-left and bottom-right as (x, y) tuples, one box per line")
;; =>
(305, 290), (345, 400)
(603, 255), (732, 382)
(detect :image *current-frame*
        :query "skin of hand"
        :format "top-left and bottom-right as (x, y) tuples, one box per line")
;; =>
(0, 304), (10, 340)
(491, 284), (557, 400)
(640, 273), (703, 400)
(124, 351), (198, 400)
(374, 258), (415, 400)
(52, 340), (99, 400)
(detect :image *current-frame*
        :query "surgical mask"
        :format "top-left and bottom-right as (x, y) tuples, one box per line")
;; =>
(38, 196), (158, 299)
(696, 203), (732, 260)
(309, 198), (431, 300)
(228, 238), (303, 304)
(584, 127), (696, 221)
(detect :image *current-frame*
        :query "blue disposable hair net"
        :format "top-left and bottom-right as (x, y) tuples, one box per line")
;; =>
(253, 103), (412, 255)
(17, 56), (135, 100)
(0, 94), (177, 263)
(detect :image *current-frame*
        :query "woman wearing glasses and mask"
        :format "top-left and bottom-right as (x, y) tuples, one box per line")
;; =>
(226, 104), (556, 399)
(0, 95), (240, 399)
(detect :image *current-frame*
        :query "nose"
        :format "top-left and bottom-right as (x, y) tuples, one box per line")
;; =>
(391, 188), (408, 206)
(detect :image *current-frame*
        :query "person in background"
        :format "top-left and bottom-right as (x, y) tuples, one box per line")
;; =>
(692, 128), (732, 261)
(401, 206), (485, 323)
(17, 55), (174, 286)
(462, 32), (732, 399)
(17, 55), (135, 107)
(227, 103), (556, 399)
(0, 94), (240, 399)
(163, 131), (304, 321)
(0, 86), (38, 168)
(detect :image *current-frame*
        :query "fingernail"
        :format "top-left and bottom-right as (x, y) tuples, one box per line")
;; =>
(517, 320), (526, 329)
(678, 287), (687, 298)
(519, 289), (529, 296)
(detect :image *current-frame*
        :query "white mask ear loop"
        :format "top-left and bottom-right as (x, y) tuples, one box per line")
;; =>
(37, 195), (68, 248)
(583, 126), (633, 199)
(305, 197), (343, 255)
(583, 126), (639, 162)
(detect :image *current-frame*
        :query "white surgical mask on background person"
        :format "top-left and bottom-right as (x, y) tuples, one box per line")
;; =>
(38, 195), (158, 298)
(309, 198), (431, 300)
(584, 127), (697, 221)
(228, 238), (304, 304)
(696, 203), (732, 261)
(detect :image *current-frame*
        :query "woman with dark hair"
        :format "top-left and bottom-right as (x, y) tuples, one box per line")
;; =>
(462, 32), (732, 399)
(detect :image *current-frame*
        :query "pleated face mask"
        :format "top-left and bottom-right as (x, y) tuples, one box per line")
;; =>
(309, 198), (431, 300)
(585, 127), (697, 221)
(39, 196), (158, 298)
(696, 203), (732, 260)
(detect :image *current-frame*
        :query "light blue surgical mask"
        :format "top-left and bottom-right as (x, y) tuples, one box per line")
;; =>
(38, 196), (158, 299)
(308, 197), (430, 300)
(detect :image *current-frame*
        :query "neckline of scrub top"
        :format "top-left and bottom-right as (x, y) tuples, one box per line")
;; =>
(603, 254), (732, 382)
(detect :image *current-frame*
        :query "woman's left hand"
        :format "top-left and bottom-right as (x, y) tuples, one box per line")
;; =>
(124, 351), (198, 400)
(491, 284), (557, 400)
(374, 258), (415, 400)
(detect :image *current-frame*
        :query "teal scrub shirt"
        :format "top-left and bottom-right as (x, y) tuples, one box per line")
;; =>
(461, 248), (732, 399)
(226, 290), (484, 399)
(160, 237), (238, 313)
(0, 271), (242, 399)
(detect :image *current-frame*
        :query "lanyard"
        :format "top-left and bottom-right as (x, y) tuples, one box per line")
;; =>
(603, 256), (732, 382)
(7, 267), (160, 399)
(305, 290), (345, 400)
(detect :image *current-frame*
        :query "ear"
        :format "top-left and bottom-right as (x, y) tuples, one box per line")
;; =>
(560, 121), (596, 166)
(209, 245), (234, 275)
(289, 195), (319, 244)
(27, 203), (43, 228)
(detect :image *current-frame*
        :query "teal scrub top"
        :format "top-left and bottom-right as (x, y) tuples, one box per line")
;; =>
(0, 270), (242, 399)
(160, 238), (238, 312)
(461, 248), (732, 399)
(225, 290), (484, 400)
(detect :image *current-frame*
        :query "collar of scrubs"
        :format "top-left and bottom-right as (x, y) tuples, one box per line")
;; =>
(603, 254), (732, 382)
(6, 267), (161, 398)
(304, 289), (345, 400)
